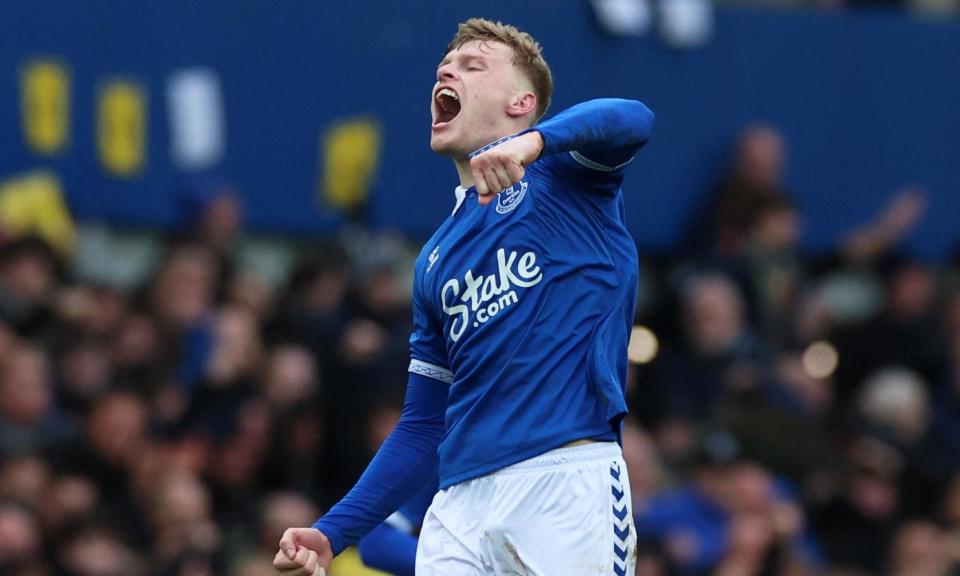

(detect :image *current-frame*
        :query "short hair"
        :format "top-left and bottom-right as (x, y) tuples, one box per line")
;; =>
(446, 18), (553, 121)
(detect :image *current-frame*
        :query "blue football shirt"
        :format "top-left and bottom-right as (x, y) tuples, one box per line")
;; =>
(313, 99), (654, 553)
(409, 139), (642, 488)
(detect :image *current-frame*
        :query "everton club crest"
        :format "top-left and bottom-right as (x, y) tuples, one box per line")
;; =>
(496, 180), (528, 215)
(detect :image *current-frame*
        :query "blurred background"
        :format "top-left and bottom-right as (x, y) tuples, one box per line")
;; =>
(0, 1), (959, 575)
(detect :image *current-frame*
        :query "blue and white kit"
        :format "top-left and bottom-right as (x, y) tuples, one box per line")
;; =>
(314, 98), (654, 574)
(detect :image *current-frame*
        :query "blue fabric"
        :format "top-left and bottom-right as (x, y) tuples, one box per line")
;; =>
(357, 478), (436, 575)
(312, 373), (447, 555)
(409, 98), (654, 488)
(357, 523), (417, 576)
(396, 479), (437, 527)
(524, 98), (653, 176)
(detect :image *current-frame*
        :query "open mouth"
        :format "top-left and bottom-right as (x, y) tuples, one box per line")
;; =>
(433, 87), (461, 126)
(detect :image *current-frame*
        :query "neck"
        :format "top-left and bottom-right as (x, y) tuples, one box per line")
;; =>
(454, 157), (474, 188)
(451, 130), (526, 188)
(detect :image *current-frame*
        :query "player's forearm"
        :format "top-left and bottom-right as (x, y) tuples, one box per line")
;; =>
(526, 98), (654, 168)
(312, 373), (446, 555)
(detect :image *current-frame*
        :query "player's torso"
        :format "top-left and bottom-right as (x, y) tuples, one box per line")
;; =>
(417, 158), (635, 382)
(415, 158), (639, 483)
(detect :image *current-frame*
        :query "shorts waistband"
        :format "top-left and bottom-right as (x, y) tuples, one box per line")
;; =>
(492, 441), (621, 475)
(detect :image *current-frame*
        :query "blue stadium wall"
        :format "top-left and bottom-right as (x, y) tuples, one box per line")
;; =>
(1, 1), (958, 257)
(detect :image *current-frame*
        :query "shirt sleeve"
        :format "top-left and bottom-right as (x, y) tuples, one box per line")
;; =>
(408, 263), (453, 383)
(521, 98), (655, 194)
(312, 372), (448, 554)
(356, 468), (437, 574)
(357, 522), (418, 576)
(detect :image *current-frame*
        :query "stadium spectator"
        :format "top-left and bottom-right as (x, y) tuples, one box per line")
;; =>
(256, 492), (319, 557)
(205, 398), (274, 527)
(260, 398), (327, 503)
(0, 343), (69, 458)
(685, 123), (790, 261)
(646, 272), (768, 454)
(54, 335), (114, 415)
(0, 452), (49, 510)
(918, 299), (960, 499)
(259, 344), (319, 412)
(856, 367), (930, 447)
(0, 236), (62, 338)
(0, 500), (46, 574)
(146, 472), (224, 572)
(735, 194), (805, 347)
(888, 519), (954, 576)
(812, 434), (904, 574)
(112, 313), (166, 399)
(635, 430), (820, 574)
(55, 520), (146, 576)
(39, 473), (99, 537)
(49, 391), (151, 548)
(832, 257), (945, 410)
(178, 177), (244, 302)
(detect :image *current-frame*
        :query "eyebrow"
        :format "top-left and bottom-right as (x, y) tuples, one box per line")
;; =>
(437, 53), (486, 70)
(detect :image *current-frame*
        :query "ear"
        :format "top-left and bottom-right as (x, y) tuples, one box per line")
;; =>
(505, 91), (537, 119)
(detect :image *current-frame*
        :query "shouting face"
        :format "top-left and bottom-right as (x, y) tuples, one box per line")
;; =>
(430, 40), (536, 158)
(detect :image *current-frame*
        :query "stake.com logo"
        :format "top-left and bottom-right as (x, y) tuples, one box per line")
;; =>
(441, 248), (543, 342)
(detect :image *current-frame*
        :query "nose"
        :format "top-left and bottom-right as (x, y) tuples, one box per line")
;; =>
(437, 64), (456, 82)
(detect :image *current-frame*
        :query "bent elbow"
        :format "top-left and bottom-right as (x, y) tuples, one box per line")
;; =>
(627, 100), (655, 144)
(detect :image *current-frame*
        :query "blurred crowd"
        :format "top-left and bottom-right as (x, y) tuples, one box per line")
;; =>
(0, 185), (415, 575)
(0, 123), (959, 576)
(627, 124), (960, 575)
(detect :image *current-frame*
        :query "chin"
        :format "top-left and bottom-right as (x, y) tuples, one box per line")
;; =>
(430, 132), (465, 158)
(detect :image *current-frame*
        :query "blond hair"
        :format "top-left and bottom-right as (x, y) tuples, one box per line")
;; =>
(446, 18), (553, 121)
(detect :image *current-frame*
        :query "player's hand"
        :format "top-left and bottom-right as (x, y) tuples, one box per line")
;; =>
(274, 527), (333, 576)
(470, 131), (543, 205)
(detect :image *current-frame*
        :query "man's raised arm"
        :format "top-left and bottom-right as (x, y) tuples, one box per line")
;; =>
(470, 98), (654, 203)
(528, 97), (655, 170)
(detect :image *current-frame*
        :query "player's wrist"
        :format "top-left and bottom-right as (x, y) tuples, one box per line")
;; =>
(525, 130), (544, 159)
(512, 129), (544, 162)
(311, 521), (345, 555)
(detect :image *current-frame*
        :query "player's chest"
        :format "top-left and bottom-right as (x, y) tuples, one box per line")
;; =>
(419, 182), (547, 336)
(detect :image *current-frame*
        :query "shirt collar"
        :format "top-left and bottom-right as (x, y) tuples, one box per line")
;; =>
(454, 133), (519, 216)
(453, 186), (468, 215)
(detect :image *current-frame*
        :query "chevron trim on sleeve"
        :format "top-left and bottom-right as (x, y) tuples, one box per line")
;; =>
(409, 359), (454, 384)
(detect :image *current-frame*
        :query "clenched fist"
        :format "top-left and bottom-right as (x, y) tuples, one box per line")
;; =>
(273, 527), (333, 576)
(470, 131), (543, 205)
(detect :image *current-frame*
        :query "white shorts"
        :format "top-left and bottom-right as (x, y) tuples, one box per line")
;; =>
(416, 442), (637, 575)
